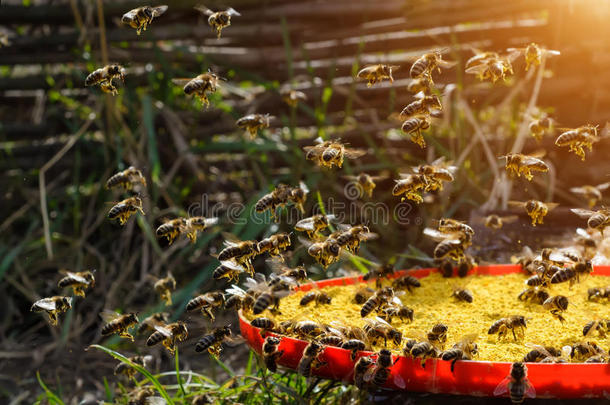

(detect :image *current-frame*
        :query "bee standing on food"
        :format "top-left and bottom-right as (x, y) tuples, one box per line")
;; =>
(392, 274), (421, 293)
(195, 325), (233, 357)
(121, 5), (168, 35)
(195, 5), (240, 38)
(100, 311), (139, 341)
(583, 319), (610, 338)
(107, 195), (145, 225)
(186, 292), (225, 322)
(356, 64), (399, 87)
(57, 270), (95, 297)
(146, 322), (188, 355)
(493, 362), (536, 404)
(441, 334), (479, 372)
(588, 286), (610, 301)
(85, 65), (126, 95)
(236, 114), (273, 139)
(172, 71), (223, 108)
(299, 290), (332, 307)
(262, 336), (284, 372)
(452, 285), (473, 303)
(488, 315), (528, 342)
(518, 287), (549, 305)
(542, 295), (570, 323)
(31, 296), (72, 326)
(106, 166), (147, 191)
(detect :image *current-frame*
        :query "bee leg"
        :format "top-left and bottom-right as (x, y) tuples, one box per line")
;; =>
(48, 312), (58, 326)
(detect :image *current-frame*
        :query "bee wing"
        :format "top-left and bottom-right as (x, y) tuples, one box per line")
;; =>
(370, 175), (389, 181)
(152, 324), (173, 338)
(576, 227), (592, 238)
(560, 345), (572, 358)
(423, 227), (450, 241)
(571, 208), (595, 218)
(544, 49), (561, 56)
(298, 181), (309, 194)
(356, 65), (377, 78)
(393, 373), (406, 389)
(152, 5), (168, 16)
(506, 47), (526, 54)
(344, 149), (367, 159)
(524, 379), (536, 399)
(121, 9), (139, 21)
(32, 298), (58, 311)
(225, 284), (247, 297)
(295, 218), (316, 232)
(100, 310), (122, 323)
(521, 156), (546, 166)
(508, 200), (526, 209)
(596, 182), (610, 191)
(493, 375), (511, 396)
(226, 7), (241, 16)
(171, 78), (193, 88)
(194, 5), (214, 16)
(363, 364), (377, 383)
(465, 64), (488, 75)
(341, 175), (359, 181)
(298, 236), (315, 248)
(220, 260), (247, 272)
(437, 59), (457, 69)
(569, 186), (588, 195)
(204, 217), (220, 226)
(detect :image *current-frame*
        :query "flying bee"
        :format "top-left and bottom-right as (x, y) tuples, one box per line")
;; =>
(236, 113), (273, 139)
(332, 225), (378, 254)
(570, 182), (610, 209)
(570, 341), (605, 362)
(363, 317), (402, 347)
(542, 295), (570, 323)
(31, 296), (72, 326)
(295, 214), (336, 238)
(100, 311), (139, 341)
(493, 362), (536, 404)
(363, 349), (405, 388)
(466, 54), (515, 83)
(186, 291), (225, 322)
(465, 48), (500, 70)
(57, 269), (95, 297)
(114, 355), (153, 381)
(0, 32), (10, 48)
(127, 387), (158, 405)
(401, 115), (431, 149)
(413, 157), (457, 192)
(224, 285), (254, 312)
(392, 275), (421, 293)
(85, 64), (126, 95)
(500, 153), (548, 181)
(184, 216), (218, 243)
(172, 71), (223, 108)
(298, 341), (327, 377)
(250, 281), (291, 315)
(342, 173), (388, 198)
(433, 239), (466, 262)
(257, 233), (291, 257)
(137, 312), (170, 334)
(509, 200), (558, 227)
(410, 50), (456, 80)
(488, 315), (528, 342)
(407, 72), (434, 94)
(106, 166), (146, 191)
(289, 182), (309, 214)
(121, 5), (168, 35)
(195, 5), (240, 38)
(400, 95), (442, 120)
(353, 356), (374, 389)
(213, 261), (246, 283)
(571, 208), (610, 235)
(300, 236), (343, 268)
(452, 284), (473, 303)
(436, 218), (474, 237)
(195, 325), (233, 358)
(146, 322), (188, 355)
(107, 195), (145, 225)
(262, 336), (284, 372)
(484, 214), (518, 230)
(507, 43), (560, 71)
(153, 273), (176, 306)
(441, 334), (479, 372)
(356, 64), (399, 87)
(156, 218), (187, 246)
(555, 125), (599, 160)
(217, 238), (260, 276)
(267, 257), (308, 285)
(583, 319), (610, 338)
(300, 290), (332, 307)
(281, 88), (307, 107)
(518, 287), (549, 305)
(528, 115), (554, 141)
(360, 287), (397, 318)
(303, 140), (366, 169)
(392, 173), (427, 203)
(588, 286), (610, 301)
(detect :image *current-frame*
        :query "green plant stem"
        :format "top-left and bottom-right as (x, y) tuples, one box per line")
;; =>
(175, 346), (187, 398)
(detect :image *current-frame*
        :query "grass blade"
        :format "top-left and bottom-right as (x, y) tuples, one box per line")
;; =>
(36, 371), (65, 405)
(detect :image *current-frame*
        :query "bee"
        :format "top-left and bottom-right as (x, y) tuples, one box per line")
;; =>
(549, 266), (580, 287)
(427, 323), (448, 350)
(407, 72), (434, 94)
(250, 282), (291, 315)
(441, 334), (479, 372)
(392, 173), (427, 202)
(363, 349), (405, 388)
(518, 287), (549, 305)
(57, 270), (95, 297)
(484, 214), (518, 230)
(172, 71), (223, 108)
(571, 207), (610, 235)
(392, 275), (421, 293)
(0, 32), (10, 48)
(466, 54), (515, 83)
(184, 216), (218, 243)
(570, 182), (610, 209)
(224, 285), (254, 312)
(300, 290), (332, 307)
(354, 287), (375, 304)
(295, 214), (336, 238)
(488, 315), (528, 341)
(281, 88), (307, 107)
(342, 173), (387, 198)
(195, 325), (233, 357)
(303, 140), (366, 169)
(542, 295), (569, 323)
(217, 239), (260, 276)
(409, 337), (441, 368)
(424, 225), (471, 255)
(436, 218), (474, 237)
(250, 317), (277, 335)
(493, 362), (536, 404)
(114, 355), (153, 381)
(340, 337), (368, 361)
(465, 48), (500, 70)
(555, 125), (599, 160)
(31, 296), (72, 326)
(436, 259), (454, 278)
(588, 286), (610, 301)
(100, 311), (139, 341)
(107, 195), (144, 225)
(262, 336), (284, 372)
(509, 200), (558, 227)
(195, 5), (240, 39)
(400, 95), (442, 120)
(522, 344), (564, 363)
(267, 257), (308, 285)
(378, 303), (414, 324)
(121, 5), (168, 35)
(353, 356), (374, 389)
(507, 43), (560, 71)
(360, 287), (396, 318)
(106, 166), (146, 191)
(146, 322), (188, 355)
(401, 115), (431, 149)
(300, 236), (342, 268)
(127, 387), (158, 405)
(186, 292), (225, 322)
(410, 50), (456, 80)
(500, 153), (548, 181)
(85, 65), (126, 95)
(137, 312), (170, 334)
(356, 64), (399, 87)
(293, 320), (327, 339)
(298, 342), (327, 377)
(156, 218), (187, 245)
(583, 319), (610, 338)
(236, 114), (273, 139)
(570, 341), (605, 362)
(154, 273), (176, 306)
(528, 115), (554, 141)
(191, 394), (214, 405)
(332, 225), (378, 254)
(213, 261), (246, 283)
(452, 285), (473, 303)
(257, 233), (291, 257)
(413, 158), (457, 192)
(434, 239), (466, 262)
(457, 255), (477, 278)
(584, 353), (610, 363)
(363, 317), (402, 347)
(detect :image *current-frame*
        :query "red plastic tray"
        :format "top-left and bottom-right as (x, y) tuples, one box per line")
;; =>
(239, 264), (610, 399)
